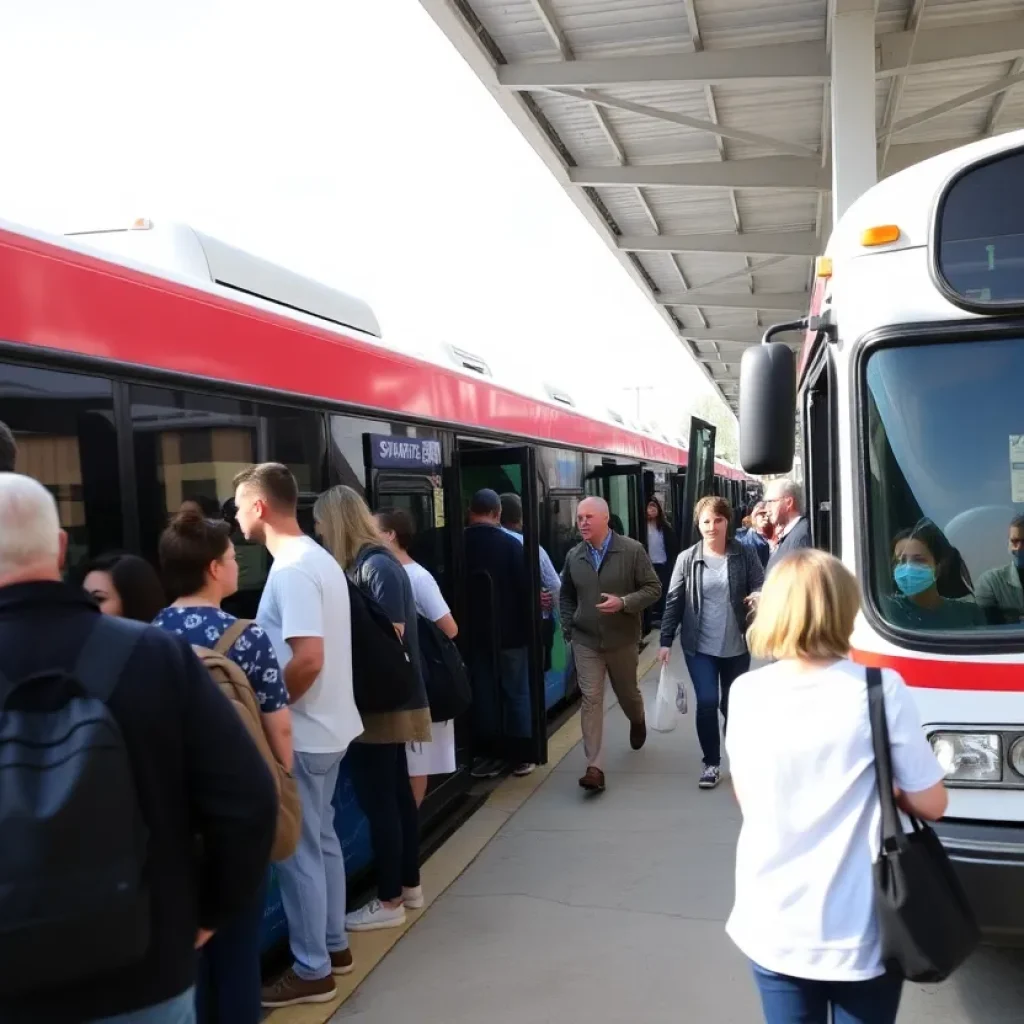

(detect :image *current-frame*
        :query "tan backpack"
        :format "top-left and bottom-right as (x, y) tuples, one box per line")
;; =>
(194, 620), (301, 863)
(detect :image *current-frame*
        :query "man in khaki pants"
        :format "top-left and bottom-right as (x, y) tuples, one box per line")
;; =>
(559, 497), (662, 793)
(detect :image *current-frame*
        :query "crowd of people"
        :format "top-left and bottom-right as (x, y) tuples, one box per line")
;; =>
(0, 411), (967, 1024)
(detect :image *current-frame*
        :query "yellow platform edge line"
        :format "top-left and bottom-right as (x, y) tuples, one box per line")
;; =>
(265, 637), (660, 1024)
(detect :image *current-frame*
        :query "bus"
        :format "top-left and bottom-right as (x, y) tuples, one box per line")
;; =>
(0, 217), (752, 945)
(741, 128), (1024, 942)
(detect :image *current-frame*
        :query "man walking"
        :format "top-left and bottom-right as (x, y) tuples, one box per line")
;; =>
(0, 473), (276, 1024)
(560, 497), (661, 793)
(764, 478), (811, 576)
(233, 464), (364, 1009)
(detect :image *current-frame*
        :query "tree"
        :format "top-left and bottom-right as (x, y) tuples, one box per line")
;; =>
(680, 390), (739, 464)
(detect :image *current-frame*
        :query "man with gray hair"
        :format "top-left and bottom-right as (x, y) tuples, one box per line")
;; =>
(764, 477), (812, 576)
(0, 472), (276, 1024)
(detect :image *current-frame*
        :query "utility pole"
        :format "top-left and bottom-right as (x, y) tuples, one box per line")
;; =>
(622, 385), (655, 421)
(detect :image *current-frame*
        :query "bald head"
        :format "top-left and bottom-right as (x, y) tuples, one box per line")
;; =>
(577, 496), (610, 546)
(0, 473), (66, 586)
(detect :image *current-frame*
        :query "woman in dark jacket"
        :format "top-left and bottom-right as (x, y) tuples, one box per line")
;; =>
(313, 485), (431, 933)
(644, 496), (679, 630)
(657, 496), (764, 790)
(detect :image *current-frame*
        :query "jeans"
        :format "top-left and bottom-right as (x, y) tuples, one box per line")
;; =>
(276, 749), (348, 981)
(196, 877), (267, 1024)
(348, 742), (421, 902)
(469, 646), (532, 741)
(751, 963), (903, 1024)
(684, 650), (751, 767)
(91, 989), (195, 1023)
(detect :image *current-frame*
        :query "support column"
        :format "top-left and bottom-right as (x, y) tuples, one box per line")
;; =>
(830, 2), (877, 224)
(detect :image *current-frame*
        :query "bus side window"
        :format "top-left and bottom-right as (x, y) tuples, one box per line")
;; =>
(0, 361), (123, 575)
(803, 351), (840, 556)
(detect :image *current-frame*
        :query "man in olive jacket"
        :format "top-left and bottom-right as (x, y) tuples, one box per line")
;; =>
(560, 496), (662, 793)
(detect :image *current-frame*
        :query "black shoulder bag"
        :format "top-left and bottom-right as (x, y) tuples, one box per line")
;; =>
(867, 666), (980, 982)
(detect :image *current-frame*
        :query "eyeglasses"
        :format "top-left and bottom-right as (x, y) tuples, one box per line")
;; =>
(764, 497), (784, 505)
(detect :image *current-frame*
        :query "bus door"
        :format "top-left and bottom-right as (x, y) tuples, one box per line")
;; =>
(584, 464), (645, 544)
(671, 470), (688, 549)
(680, 418), (716, 547)
(454, 444), (547, 768)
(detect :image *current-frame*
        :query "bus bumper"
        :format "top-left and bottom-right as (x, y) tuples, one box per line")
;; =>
(935, 820), (1024, 943)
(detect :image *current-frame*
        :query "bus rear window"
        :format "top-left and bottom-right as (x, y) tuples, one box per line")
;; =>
(864, 337), (1024, 637)
(937, 147), (1024, 307)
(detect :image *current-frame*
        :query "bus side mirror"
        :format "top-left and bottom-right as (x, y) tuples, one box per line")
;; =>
(739, 343), (796, 475)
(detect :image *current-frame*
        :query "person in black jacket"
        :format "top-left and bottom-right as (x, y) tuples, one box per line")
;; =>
(0, 472), (277, 1024)
(764, 479), (812, 577)
(644, 496), (678, 631)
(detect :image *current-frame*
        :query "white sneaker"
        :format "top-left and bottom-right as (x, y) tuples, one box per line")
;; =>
(513, 762), (536, 777)
(345, 898), (407, 932)
(403, 885), (425, 910)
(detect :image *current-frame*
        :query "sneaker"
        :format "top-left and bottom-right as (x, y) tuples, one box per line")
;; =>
(699, 765), (721, 789)
(403, 885), (425, 910)
(513, 762), (536, 777)
(330, 948), (354, 976)
(470, 757), (503, 779)
(345, 898), (407, 932)
(261, 968), (337, 1008)
(630, 719), (648, 751)
(578, 766), (606, 792)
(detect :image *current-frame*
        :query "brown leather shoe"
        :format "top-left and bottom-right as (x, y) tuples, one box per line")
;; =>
(261, 967), (337, 1007)
(579, 766), (606, 792)
(330, 947), (354, 976)
(630, 718), (648, 751)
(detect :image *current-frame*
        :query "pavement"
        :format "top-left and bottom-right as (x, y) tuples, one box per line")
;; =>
(323, 663), (1024, 1023)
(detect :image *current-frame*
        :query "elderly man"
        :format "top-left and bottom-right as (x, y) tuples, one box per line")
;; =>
(560, 496), (662, 793)
(764, 478), (812, 576)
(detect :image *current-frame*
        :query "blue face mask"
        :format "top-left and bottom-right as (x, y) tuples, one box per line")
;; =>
(894, 563), (936, 597)
(1013, 550), (1024, 570)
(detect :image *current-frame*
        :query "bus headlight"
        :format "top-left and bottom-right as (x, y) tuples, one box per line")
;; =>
(1009, 737), (1024, 779)
(930, 732), (1002, 782)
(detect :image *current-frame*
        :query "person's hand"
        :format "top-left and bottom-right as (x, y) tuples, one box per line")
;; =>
(745, 592), (760, 612)
(540, 590), (554, 612)
(657, 647), (671, 666)
(195, 928), (215, 949)
(596, 593), (624, 614)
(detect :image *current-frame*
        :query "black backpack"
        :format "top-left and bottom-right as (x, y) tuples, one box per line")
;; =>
(0, 617), (150, 996)
(417, 615), (472, 722)
(347, 576), (418, 714)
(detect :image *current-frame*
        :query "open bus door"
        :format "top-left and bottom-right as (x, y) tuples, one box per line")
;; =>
(584, 464), (645, 545)
(453, 444), (547, 768)
(680, 418), (717, 547)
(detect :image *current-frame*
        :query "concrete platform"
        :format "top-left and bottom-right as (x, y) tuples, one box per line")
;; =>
(276, 663), (1024, 1023)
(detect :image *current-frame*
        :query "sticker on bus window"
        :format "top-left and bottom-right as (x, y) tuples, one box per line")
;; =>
(1010, 436), (1024, 502)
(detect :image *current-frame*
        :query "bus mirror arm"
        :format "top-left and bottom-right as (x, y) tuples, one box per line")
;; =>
(760, 319), (807, 345)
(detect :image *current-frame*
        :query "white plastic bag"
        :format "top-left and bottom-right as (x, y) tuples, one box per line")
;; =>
(651, 665), (680, 732)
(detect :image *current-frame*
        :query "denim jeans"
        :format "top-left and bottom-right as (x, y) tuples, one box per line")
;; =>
(348, 742), (421, 902)
(276, 749), (348, 981)
(196, 876), (267, 1024)
(751, 963), (903, 1024)
(469, 646), (532, 741)
(91, 989), (195, 1024)
(683, 650), (751, 767)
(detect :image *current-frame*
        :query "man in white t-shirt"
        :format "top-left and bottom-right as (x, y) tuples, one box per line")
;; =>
(232, 463), (363, 1009)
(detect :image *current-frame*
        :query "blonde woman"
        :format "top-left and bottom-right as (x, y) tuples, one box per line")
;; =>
(313, 485), (432, 932)
(725, 549), (948, 1024)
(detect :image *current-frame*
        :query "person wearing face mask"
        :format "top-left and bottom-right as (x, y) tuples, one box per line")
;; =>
(884, 528), (983, 630)
(975, 514), (1024, 625)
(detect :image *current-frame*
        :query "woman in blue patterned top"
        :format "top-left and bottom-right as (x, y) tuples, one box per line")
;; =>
(153, 507), (292, 1024)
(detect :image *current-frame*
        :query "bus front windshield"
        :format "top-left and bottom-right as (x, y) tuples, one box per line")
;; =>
(865, 336), (1024, 636)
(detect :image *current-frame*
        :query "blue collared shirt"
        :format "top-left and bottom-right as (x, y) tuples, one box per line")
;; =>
(501, 526), (561, 618)
(586, 531), (613, 572)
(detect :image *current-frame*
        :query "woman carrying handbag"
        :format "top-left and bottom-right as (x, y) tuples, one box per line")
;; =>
(724, 549), (951, 1024)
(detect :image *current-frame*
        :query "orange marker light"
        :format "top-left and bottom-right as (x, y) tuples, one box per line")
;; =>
(815, 256), (833, 278)
(860, 224), (900, 247)
(130, 218), (153, 231)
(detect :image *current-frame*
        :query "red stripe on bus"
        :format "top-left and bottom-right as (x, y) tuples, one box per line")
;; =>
(851, 648), (1024, 692)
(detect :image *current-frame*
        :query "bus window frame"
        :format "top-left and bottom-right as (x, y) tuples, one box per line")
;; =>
(929, 141), (1024, 317)
(853, 317), (1024, 657)
(800, 342), (841, 558)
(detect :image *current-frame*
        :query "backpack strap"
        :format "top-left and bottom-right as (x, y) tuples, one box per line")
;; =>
(214, 618), (253, 657)
(74, 616), (144, 702)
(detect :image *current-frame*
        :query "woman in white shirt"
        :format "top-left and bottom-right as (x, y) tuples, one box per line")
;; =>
(376, 508), (459, 807)
(726, 549), (948, 1024)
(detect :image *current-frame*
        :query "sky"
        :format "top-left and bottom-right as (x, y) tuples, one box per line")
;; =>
(0, 0), (726, 435)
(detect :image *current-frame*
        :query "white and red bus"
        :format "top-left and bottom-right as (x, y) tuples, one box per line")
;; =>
(0, 217), (752, 873)
(742, 128), (1024, 941)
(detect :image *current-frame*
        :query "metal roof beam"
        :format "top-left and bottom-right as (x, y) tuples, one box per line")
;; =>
(619, 231), (819, 257)
(498, 41), (829, 89)
(885, 68), (1024, 137)
(884, 137), (975, 175)
(657, 291), (809, 310)
(570, 157), (827, 190)
(879, 19), (1024, 76)
(681, 326), (774, 343)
